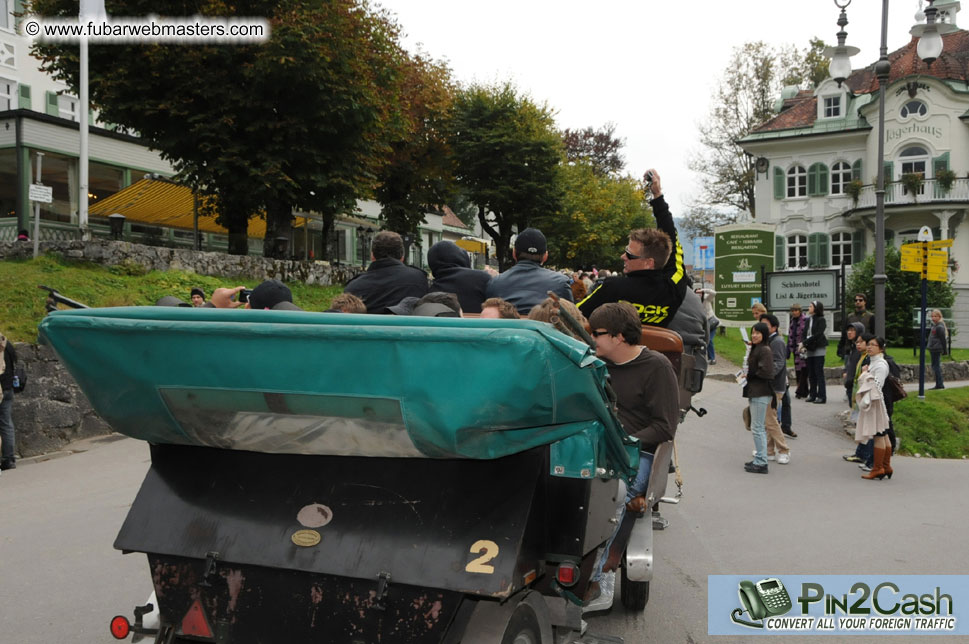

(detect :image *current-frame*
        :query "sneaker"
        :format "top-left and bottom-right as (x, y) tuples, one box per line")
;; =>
(860, 464), (872, 472)
(843, 454), (863, 463)
(777, 453), (790, 464)
(751, 449), (775, 461)
(782, 427), (798, 438)
(0, 459), (15, 471)
(710, 359), (717, 365)
(744, 462), (769, 474)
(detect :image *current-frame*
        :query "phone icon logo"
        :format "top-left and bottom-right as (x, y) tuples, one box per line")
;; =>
(731, 577), (793, 628)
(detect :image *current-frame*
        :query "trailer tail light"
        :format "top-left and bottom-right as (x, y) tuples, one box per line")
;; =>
(556, 562), (579, 587)
(110, 615), (131, 639)
(181, 599), (215, 639)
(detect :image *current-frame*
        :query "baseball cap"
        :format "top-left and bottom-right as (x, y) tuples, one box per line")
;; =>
(515, 228), (547, 255)
(249, 279), (293, 310)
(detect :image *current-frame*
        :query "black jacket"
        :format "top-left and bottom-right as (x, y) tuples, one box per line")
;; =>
(427, 241), (493, 314)
(803, 314), (828, 351)
(577, 195), (687, 327)
(485, 260), (573, 315)
(1, 342), (16, 391)
(344, 258), (429, 314)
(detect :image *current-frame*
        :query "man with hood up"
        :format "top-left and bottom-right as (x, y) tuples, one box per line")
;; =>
(426, 241), (493, 314)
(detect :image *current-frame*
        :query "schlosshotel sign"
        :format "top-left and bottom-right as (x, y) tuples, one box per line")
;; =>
(766, 270), (838, 310)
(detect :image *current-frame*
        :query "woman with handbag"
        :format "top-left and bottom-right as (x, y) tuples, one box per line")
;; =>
(743, 322), (775, 474)
(800, 301), (828, 404)
(855, 336), (893, 480)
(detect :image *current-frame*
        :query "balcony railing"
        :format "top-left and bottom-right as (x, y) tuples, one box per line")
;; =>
(852, 177), (969, 208)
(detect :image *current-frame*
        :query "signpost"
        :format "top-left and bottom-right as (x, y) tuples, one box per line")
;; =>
(900, 227), (950, 398)
(713, 224), (775, 326)
(29, 152), (46, 259)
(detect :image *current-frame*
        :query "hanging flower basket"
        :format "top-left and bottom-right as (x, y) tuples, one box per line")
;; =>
(935, 169), (956, 193)
(845, 179), (864, 204)
(901, 172), (924, 200)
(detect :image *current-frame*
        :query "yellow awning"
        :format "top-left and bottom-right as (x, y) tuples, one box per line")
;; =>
(89, 179), (306, 237)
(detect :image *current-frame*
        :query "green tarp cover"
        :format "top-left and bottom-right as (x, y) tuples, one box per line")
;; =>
(38, 307), (638, 478)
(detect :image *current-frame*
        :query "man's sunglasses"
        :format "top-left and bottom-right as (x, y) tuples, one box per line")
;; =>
(623, 248), (644, 260)
(590, 330), (614, 337)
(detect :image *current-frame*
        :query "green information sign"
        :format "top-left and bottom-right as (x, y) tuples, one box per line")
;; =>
(713, 223), (775, 326)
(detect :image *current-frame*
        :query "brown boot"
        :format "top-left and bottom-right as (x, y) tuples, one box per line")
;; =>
(881, 445), (893, 480)
(862, 446), (886, 480)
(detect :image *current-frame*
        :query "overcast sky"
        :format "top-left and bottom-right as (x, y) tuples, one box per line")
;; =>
(377, 0), (928, 219)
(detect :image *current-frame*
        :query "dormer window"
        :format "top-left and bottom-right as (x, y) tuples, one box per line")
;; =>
(900, 100), (927, 119)
(823, 96), (842, 118)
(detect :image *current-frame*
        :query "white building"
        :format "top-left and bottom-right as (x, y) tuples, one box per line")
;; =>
(740, 8), (969, 347)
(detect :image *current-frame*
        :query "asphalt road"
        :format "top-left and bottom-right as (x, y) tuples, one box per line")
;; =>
(1, 379), (967, 643)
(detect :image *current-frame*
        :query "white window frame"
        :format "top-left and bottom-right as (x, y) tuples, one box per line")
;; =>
(787, 165), (807, 198)
(787, 234), (808, 268)
(899, 100), (927, 119)
(830, 161), (852, 195)
(823, 96), (841, 118)
(899, 145), (928, 194)
(0, 76), (14, 111)
(831, 231), (852, 266)
(58, 94), (78, 122)
(0, 0), (10, 31)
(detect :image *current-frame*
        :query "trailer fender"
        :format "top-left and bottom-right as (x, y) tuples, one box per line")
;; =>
(624, 517), (653, 583)
(459, 590), (552, 644)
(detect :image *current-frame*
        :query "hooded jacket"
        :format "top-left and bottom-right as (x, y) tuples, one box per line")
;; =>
(604, 347), (679, 453)
(344, 258), (429, 314)
(842, 322), (866, 387)
(427, 241), (493, 314)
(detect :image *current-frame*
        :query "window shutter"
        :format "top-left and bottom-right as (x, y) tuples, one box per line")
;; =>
(775, 234), (785, 270)
(933, 151), (949, 174)
(852, 159), (862, 181)
(819, 164), (829, 195)
(818, 233), (830, 267)
(851, 232), (864, 266)
(808, 233), (819, 267)
(45, 91), (59, 116)
(18, 84), (30, 109)
(882, 161), (894, 184)
(808, 164), (818, 196)
(773, 167), (784, 199)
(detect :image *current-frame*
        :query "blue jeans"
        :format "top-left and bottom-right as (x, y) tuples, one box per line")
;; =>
(931, 350), (944, 388)
(592, 452), (654, 582)
(778, 387), (791, 429)
(749, 396), (771, 466)
(0, 389), (15, 461)
(707, 328), (716, 361)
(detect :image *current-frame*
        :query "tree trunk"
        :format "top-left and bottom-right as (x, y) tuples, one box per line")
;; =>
(263, 201), (293, 259)
(478, 206), (513, 271)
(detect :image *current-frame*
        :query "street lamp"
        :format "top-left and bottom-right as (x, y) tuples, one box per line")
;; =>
(825, 0), (944, 338)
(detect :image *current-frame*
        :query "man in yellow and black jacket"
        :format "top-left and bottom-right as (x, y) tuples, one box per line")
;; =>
(578, 169), (687, 327)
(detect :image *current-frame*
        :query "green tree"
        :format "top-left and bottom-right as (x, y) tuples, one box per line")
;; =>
(539, 162), (652, 270)
(678, 205), (737, 240)
(846, 246), (955, 346)
(32, 0), (405, 256)
(374, 51), (456, 237)
(450, 83), (564, 270)
(689, 39), (827, 223)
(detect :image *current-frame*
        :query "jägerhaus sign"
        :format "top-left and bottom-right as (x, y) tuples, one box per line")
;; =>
(765, 270), (839, 310)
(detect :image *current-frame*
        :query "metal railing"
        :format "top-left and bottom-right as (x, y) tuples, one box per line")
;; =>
(852, 177), (969, 208)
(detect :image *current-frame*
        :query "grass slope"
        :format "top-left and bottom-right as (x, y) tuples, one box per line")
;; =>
(0, 254), (343, 342)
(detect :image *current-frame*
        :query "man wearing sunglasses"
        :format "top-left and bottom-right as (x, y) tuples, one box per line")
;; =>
(577, 169), (687, 327)
(837, 293), (875, 360)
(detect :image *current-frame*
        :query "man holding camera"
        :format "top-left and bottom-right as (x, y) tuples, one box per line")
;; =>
(577, 169), (688, 328)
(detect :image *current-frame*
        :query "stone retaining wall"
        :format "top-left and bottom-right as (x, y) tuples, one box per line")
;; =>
(0, 239), (363, 285)
(6, 342), (111, 458)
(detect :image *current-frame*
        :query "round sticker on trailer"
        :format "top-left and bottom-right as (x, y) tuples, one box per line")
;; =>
(297, 503), (333, 528)
(291, 529), (321, 547)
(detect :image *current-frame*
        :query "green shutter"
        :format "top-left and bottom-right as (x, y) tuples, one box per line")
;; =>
(808, 233), (830, 267)
(13, 0), (24, 27)
(851, 159), (862, 181)
(775, 234), (785, 269)
(883, 161), (895, 203)
(851, 231), (864, 266)
(18, 84), (30, 109)
(773, 166), (784, 200)
(808, 163), (829, 196)
(933, 152), (950, 197)
(45, 91), (59, 116)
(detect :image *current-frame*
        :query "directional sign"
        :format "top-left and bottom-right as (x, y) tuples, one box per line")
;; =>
(928, 239), (953, 249)
(926, 250), (948, 268)
(926, 268), (949, 282)
(29, 184), (53, 203)
(900, 242), (925, 272)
